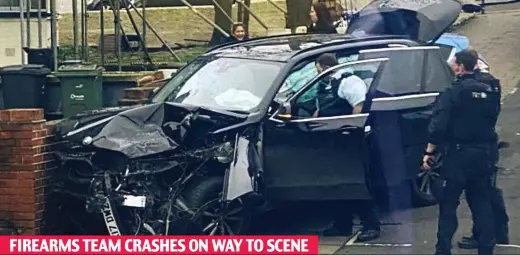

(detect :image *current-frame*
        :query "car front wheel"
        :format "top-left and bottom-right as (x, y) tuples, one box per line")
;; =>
(411, 171), (439, 207)
(184, 176), (251, 235)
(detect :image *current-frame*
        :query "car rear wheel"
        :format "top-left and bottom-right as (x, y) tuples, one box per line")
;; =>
(411, 171), (439, 207)
(184, 176), (251, 235)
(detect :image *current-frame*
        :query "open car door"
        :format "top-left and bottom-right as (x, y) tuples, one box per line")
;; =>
(262, 58), (389, 201)
(356, 46), (453, 203)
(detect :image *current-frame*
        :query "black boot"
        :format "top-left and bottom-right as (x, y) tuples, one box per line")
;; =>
(357, 228), (380, 242)
(458, 236), (479, 249)
(458, 232), (509, 249)
(496, 225), (509, 244)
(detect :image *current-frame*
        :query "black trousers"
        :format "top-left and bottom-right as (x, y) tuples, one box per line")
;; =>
(467, 143), (509, 241)
(436, 143), (497, 255)
(332, 199), (381, 231)
(467, 172), (509, 241)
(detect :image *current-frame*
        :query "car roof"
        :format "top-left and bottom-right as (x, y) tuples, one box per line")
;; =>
(204, 33), (414, 62)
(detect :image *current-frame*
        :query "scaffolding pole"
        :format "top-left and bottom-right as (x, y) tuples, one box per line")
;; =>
(178, 0), (229, 37)
(26, 0), (31, 48)
(73, 0), (79, 57)
(266, 0), (287, 14)
(122, 0), (153, 64)
(100, 0), (105, 66)
(236, 0), (268, 30)
(84, 0), (89, 62)
(81, 0), (86, 59)
(37, 0), (43, 48)
(142, 0), (146, 50)
(19, 0), (25, 64)
(51, 0), (58, 71)
(115, 0), (122, 71)
(127, 1), (182, 61)
(211, 0), (234, 23)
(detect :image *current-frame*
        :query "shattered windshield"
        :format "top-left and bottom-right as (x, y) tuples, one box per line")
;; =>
(152, 56), (283, 112)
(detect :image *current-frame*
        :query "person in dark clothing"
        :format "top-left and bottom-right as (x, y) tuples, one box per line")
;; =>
(225, 23), (250, 43)
(314, 54), (380, 242)
(457, 49), (510, 249)
(423, 50), (501, 255)
(308, 2), (337, 34)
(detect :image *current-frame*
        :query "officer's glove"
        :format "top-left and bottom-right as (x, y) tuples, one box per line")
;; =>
(422, 155), (435, 171)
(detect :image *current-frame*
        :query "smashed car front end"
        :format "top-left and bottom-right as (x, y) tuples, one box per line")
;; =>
(53, 102), (263, 235)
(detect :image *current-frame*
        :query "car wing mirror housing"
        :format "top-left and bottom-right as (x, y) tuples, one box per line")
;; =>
(147, 87), (160, 102)
(277, 102), (292, 120)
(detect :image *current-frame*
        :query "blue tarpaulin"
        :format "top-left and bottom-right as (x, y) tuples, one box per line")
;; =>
(433, 33), (470, 52)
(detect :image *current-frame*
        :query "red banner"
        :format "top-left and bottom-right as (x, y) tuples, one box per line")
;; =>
(2, 236), (319, 254)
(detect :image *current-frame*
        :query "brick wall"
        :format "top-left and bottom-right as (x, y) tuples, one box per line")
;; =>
(0, 109), (63, 235)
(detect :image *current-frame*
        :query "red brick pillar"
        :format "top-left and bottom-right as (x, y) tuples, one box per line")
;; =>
(0, 109), (59, 235)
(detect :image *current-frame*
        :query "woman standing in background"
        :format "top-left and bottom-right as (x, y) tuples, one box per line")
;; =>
(308, 2), (337, 34)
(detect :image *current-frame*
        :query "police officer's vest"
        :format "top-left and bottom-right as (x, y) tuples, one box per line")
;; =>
(316, 73), (355, 117)
(450, 74), (501, 143)
(474, 70), (502, 112)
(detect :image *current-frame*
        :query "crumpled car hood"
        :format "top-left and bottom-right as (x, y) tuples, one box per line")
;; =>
(55, 103), (250, 159)
(87, 103), (180, 159)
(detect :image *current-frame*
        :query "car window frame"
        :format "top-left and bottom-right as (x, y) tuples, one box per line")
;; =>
(151, 55), (285, 112)
(269, 58), (390, 123)
(274, 43), (412, 100)
(358, 45), (446, 96)
(274, 50), (367, 103)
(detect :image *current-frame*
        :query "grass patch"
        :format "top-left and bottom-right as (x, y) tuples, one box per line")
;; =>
(59, 1), (288, 47)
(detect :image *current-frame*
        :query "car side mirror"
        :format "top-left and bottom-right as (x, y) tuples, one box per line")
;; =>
(147, 87), (160, 102)
(462, 3), (483, 13)
(277, 102), (292, 120)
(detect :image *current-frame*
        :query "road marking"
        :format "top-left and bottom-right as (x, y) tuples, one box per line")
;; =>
(348, 243), (412, 247)
(511, 87), (518, 94)
(345, 231), (361, 246)
(497, 244), (520, 249)
(342, 243), (520, 248)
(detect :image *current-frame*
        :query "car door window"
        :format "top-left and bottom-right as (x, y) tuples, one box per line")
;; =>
(277, 61), (318, 101)
(291, 61), (384, 118)
(275, 53), (361, 103)
(338, 54), (359, 64)
(358, 46), (455, 97)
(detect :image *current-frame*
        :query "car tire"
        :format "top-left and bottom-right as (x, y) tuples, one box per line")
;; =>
(184, 176), (251, 235)
(411, 171), (439, 207)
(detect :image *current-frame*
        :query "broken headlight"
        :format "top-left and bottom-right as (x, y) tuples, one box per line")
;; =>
(83, 136), (93, 145)
(186, 141), (235, 164)
(214, 142), (234, 163)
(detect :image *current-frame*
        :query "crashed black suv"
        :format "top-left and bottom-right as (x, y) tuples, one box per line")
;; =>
(53, 0), (475, 236)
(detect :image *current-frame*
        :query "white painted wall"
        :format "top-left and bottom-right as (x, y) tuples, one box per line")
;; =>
(0, 18), (54, 67)
(57, 0), (75, 14)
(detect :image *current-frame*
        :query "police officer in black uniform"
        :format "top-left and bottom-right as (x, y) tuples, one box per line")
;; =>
(306, 53), (380, 242)
(458, 49), (510, 249)
(423, 50), (500, 255)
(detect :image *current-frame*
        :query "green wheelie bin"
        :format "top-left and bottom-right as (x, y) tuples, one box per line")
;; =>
(55, 64), (104, 117)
